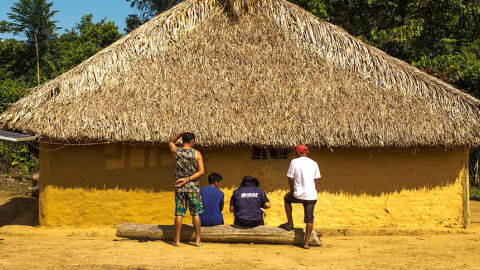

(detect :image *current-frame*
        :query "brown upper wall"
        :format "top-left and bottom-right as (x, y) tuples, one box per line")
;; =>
(40, 143), (466, 196)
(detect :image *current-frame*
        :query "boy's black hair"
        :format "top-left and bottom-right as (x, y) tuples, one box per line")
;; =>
(182, 132), (195, 144)
(208, 172), (223, 184)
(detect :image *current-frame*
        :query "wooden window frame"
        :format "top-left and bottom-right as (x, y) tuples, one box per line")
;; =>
(252, 147), (288, 160)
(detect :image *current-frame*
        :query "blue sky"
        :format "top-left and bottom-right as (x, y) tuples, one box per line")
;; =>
(0, 0), (135, 40)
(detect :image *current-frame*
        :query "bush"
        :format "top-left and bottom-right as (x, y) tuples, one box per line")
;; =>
(0, 141), (39, 178)
(0, 78), (37, 178)
(470, 186), (480, 201)
(0, 78), (30, 113)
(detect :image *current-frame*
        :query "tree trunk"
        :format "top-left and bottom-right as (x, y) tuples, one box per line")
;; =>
(475, 151), (480, 187)
(117, 223), (322, 246)
(34, 31), (40, 86)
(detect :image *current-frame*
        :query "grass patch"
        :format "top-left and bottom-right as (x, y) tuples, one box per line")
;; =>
(470, 186), (480, 201)
(0, 176), (31, 198)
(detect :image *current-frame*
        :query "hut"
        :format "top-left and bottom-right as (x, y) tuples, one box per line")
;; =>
(1, 0), (480, 228)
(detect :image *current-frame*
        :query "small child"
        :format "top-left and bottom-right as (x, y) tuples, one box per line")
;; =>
(199, 173), (224, 226)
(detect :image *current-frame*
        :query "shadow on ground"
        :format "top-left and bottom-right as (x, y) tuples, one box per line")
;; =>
(0, 196), (38, 227)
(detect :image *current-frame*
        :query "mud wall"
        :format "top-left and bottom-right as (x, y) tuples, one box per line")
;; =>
(39, 143), (468, 228)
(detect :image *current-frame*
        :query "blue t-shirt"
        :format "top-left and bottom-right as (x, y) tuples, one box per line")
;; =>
(230, 186), (269, 225)
(199, 186), (224, 226)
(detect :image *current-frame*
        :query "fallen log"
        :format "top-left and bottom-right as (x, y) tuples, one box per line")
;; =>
(117, 223), (321, 246)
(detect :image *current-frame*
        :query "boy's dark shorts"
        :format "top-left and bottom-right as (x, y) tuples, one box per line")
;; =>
(284, 192), (317, 223)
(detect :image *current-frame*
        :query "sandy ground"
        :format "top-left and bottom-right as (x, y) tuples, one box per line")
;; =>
(1, 195), (480, 269)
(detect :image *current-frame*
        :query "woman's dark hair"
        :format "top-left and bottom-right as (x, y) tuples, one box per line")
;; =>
(182, 132), (195, 144)
(208, 173), (223, 184)
(241, 176), (259, 187)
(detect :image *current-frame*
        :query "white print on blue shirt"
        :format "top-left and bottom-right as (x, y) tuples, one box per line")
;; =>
(240, 192), (259, 198)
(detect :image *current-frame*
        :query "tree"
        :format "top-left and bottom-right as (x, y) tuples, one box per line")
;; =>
(0, 13), (121, 177)
(0, 79), (29, 113)
(288, 0), (479, 96)
(0, 39), (31, 82)
(125, 0), (181, 32)
(0, 0), (59, 86)
(57, 14), (123, 74)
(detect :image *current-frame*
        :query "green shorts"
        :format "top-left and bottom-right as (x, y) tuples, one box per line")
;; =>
(175, 191), (204, 216)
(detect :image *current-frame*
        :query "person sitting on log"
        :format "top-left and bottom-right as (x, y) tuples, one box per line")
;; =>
(168, 131), (205, 247)
(199, 173), (225, 227)
(229, 176), (271, 228)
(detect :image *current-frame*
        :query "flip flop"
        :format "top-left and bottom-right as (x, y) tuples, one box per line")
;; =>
(303, 246), (310, 249)
(172, 242), (180, 247)
(279, 223), (294, 231)
(195, 242), (203, 247)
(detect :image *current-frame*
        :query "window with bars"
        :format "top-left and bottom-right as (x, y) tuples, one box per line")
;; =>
(251, 147), (268, 159)
(251, 147), (288, 159)
(270, 148), (288, 159)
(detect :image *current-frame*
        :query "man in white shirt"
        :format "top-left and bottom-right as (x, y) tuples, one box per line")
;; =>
(280, 145), (320, 249)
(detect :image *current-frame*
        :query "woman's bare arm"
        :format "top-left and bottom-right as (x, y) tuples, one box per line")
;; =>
(168, 132), (185, 158)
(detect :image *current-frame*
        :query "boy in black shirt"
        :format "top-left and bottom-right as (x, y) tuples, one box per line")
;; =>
(229, 176), (271, 228)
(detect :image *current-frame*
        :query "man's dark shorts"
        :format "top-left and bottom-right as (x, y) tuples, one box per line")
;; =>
(284, 193), (317, 223)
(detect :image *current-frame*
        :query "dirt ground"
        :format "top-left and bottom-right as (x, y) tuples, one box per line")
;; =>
(1, 191), (480, 269)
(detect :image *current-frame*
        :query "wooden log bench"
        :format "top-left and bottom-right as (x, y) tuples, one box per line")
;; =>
(117, 222), (322, 246)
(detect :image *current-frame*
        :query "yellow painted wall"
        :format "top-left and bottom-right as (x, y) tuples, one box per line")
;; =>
(39, 143), (468, 228)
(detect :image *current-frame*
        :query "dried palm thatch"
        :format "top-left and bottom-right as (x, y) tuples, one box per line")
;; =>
(1, 0), (480, 148)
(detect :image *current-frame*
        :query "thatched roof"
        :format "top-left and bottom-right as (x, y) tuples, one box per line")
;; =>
(1, 0), (480, 148)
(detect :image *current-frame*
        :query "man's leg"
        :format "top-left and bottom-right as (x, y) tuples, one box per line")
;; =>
(303, 201), (317, 248)
(304, 222), (313, 248)
(174, 215), (183, 244)
(283, 193), (294, 227)
(192, 215), (201, 244)
(189, 191), (203, 245)
(174, 192), (187, 244)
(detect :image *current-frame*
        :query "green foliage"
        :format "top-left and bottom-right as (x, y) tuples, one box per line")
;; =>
(364, 19), (424, 48)
(0, 40), (33, 177)
(125, 14), (144, 33)
(470, 186), (480, 201)
(0, 0), (60, 85)
(413, 41), (480, 96)
(125, 0), (181, 32)
(2, 0), (59, 48)
(9, 143), (38, 174)
(0, 5), (122, 177)
(0, 39), (30, 81)
(57, 14), (122, 74)
(0, 79), (36, 177)
(0, 142), (38, 176)
(0, 79), (30, 113)
(289, 0), (480, 95)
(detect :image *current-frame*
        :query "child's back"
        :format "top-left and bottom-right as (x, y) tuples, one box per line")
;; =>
(199, 186), (224, 226)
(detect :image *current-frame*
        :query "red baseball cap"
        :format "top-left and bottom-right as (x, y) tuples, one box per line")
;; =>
(296, 145), (310, 153)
